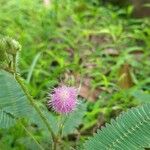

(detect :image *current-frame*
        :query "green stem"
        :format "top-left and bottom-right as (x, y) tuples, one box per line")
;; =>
(3, 111), (44, 150)
(54, 115), (67, 150)
(15, 74), (56, 149)
(20, 122), (44, 150)
(58, 115), (67, 137)
(12, 54), (16, 73)
(53, 138), (57, 150)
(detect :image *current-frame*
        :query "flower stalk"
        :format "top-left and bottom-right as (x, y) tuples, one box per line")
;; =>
(15, 75), (56, 141)
(0, 37), (56, 150)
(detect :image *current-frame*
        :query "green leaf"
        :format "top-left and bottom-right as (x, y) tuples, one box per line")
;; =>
(62, 102), (86, 136)
(0, 70), (33, 128)
(84, 103), (150, 150)
(33, 102), (87, 137)
(45, 112), (59, 135)
(0, 109), (15, 128)
(132, 90), (150, 103)
(18, 137), (43, 150)
(33, 105), (59, 135)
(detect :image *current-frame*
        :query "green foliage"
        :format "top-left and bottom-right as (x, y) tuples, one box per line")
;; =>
(62, 102), (87, 136)
(41, 102), (87, 137)
(0, 70), (32, 128)
(0, 0), (150, 149)
(84, 103), (150, 150)
(0, 37), (21, 56)
(131, 90), (150, 103)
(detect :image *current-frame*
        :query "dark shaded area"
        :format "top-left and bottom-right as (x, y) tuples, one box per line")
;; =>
(98, 0), (150, 17)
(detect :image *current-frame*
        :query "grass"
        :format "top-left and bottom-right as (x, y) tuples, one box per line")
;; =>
(0, 0), (150, 149)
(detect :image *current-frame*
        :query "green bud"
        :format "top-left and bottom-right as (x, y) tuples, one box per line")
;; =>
(0, 37), (21, 71)
(5, 37), (21, 55)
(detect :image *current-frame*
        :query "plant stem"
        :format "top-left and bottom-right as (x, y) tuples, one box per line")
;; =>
(3, 111), (44, 150)
(58, 115), (67, 137)
(54, 115), (67, 150)
(53, 138), (57, 150)
(15, 74), (56, 149)
(20, 122), (44, 150)
(12, 54), (16, 73)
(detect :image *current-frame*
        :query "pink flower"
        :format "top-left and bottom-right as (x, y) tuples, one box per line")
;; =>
(48, 86), (78, 114)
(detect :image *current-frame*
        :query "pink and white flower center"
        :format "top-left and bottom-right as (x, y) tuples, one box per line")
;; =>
(60, 90), (69, 101)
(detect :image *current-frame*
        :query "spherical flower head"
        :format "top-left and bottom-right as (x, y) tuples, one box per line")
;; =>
(48, 86), (78, 114)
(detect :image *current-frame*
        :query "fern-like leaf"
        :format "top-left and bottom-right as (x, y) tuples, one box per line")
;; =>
(84, 103), (150, 150)
(62, 102), (86, 136)
(0, 70), (33, 128)
(0, 109), (15, 128)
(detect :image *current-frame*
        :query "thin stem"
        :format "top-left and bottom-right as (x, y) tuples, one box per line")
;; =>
(12, 54), (16, 73)
(15, 74), (56, 149)
(53, 115), (68, 150)
(3, 111), (44, 150)
(20, 122), (44, 150)
(58, 115), (67, 137)
(53, 139), (57, 150)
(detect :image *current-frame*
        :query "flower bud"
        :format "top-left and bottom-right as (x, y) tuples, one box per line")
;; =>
(5, 37), (21, 55)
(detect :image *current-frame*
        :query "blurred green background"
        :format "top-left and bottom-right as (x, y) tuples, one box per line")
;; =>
(0, 0), (150, 149)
